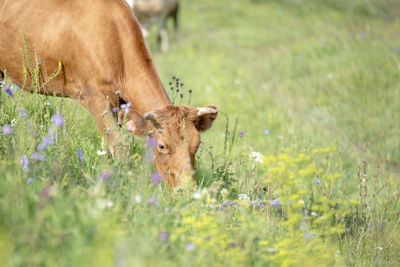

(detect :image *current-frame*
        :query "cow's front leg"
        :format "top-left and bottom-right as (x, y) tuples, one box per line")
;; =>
(80, 95), (124, 157)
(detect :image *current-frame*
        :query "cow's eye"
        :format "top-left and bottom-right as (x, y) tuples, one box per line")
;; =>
(158, 144), (165, 150)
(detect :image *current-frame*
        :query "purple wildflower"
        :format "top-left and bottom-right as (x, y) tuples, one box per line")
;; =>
(16, 106), (27, 119)
(31, 152), (45, 161)
(158, 232), (169, 243)
(51, 113), (64, 127)
(151, 173), (162, 185)
(238, 131), (245, 137)
(37, 128), (57, 151)
(184, 242), (195, 251)
(120, 102), (131, 114)
(270, 198), (279, 207)
(315, 178), (321, 184)
(112, 107), (118, 113)
(19, 155), (29, 172)
(146, 198), (159, 206)
(76, 148), (84, 161)
(146, 136), (157, 147)
(100, 169), (113, 181)
(2, 124), (12, 135)
(179, 93), (183, 98)
(1, 82), (14, 96)
(26, 177), (35, 184)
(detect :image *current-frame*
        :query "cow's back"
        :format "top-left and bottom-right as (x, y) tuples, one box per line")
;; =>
(0, 0), (143, 97)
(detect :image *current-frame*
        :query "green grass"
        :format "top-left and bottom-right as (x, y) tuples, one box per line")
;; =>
(1, 0), (400, 265)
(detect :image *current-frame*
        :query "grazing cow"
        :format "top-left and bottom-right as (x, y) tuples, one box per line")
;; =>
(0, 0), (217, 187)
(126, 0), (179, 52)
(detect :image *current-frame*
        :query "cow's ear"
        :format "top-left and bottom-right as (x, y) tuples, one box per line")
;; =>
(194, 105), (218, 132)
(119, 108), (152, 136)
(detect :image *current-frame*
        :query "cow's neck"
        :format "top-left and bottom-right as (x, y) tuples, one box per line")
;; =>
(118, 15), (171, 114)
(123, 59), (171, 114)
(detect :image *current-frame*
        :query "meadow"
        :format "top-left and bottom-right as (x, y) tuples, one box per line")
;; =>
(1, 0), (400, 265)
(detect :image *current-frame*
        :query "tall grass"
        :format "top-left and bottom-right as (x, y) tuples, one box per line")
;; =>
(1, 0), (399, 265)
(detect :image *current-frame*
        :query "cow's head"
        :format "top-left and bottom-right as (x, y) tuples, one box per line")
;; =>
(121, 105), (218, 186)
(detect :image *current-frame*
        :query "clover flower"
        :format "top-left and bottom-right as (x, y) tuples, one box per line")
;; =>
(238, 131), (245, 137)
(2, 124), (11, 135)
(151, 173), (162, 185)
(51, 113), (64, 127)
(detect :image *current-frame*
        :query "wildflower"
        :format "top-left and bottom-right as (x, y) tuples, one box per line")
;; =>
(26, 177), (35, 184)
(16, 106), (27, 119)
(270, 198), (279, 207)
(394, 47), (399, 54)
(107, 201), (114, 208)
(164, 207), (169, 212)
(120, 102), (131, 114)
(1, 82), (14, 96)
(2, 124), (12, 135)
(238, 193), (250, 200)
(250, 151), (264, 163)
(100, 169), (113, 181)
(192, 192), (202, 199)
(51, 113), (64, 127)
(264, 129), (269, 135)
(209, 204), (214, 209)
(158, 232), (169, 243)
(146, 198), (159, 206)
(76, 148), (84, 161)
(112, 107), (118, 113)
(359, 31), (366, 38)
(315, 178), (321, 184)
(96, 150), (107, 156)
(311, 211), (317, 216)
(19, 155), (29, 172)
(238, 131), (245, 137)
(37, 128), (57, 151)
(184, 242), (195, 251)
(151, 172), (162, 185)
(146, 136), (157, 147)
(31, 152), (45, 161)
(135, 195), (142, 203)
(179, 93), (183, 98)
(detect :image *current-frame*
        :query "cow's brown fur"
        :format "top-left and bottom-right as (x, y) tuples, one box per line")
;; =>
(0, 0), (217, 186)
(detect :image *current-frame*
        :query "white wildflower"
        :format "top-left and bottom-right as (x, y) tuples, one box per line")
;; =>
(249, 151), (264, 163)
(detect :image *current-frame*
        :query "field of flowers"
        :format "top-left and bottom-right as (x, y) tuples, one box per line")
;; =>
(1, 0), (400, 266)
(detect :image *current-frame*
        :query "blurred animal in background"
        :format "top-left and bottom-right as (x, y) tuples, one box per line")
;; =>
(126, 0), (179, 52)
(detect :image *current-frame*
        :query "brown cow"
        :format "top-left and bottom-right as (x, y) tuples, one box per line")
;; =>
(0, 0), (218, 187)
